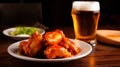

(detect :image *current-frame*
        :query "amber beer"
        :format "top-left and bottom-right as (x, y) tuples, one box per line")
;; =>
(71, 1), (100, 46)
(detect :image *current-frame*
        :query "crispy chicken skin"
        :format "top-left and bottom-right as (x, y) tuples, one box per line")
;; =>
(44, 45), (72, 59)
(43, 29), (65, 46)
(19, 31), (43, 57)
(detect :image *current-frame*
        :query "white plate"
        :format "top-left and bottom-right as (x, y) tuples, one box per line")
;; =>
(3, 27), (45, 40)
(7, 39), (92, 63)
(97, 30), (120, 46)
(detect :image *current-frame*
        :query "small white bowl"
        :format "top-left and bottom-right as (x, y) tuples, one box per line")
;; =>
(3, 27), (45, 40)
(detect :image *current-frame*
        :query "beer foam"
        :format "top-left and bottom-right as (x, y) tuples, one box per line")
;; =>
(72, 1), (100, 11)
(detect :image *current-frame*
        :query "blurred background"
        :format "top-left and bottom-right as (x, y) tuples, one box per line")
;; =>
(0, 0), (120, 32)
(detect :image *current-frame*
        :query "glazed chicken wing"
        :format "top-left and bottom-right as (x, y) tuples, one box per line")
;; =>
(44, 45), (72, 59)
(59, 37), (80, 55)
(43, 29), (65, 46)
(19, 31), (43, 57)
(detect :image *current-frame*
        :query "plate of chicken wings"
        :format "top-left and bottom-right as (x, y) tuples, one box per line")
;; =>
(7, 29), (92, 63)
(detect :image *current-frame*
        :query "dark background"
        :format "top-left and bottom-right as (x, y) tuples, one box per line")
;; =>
(0, 0), (120, 29)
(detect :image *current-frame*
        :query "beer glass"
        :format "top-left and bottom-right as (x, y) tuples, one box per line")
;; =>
(71, 1), (100, 46)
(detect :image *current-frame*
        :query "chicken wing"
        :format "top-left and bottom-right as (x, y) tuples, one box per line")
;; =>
(19, 31), (43, 57)
(44, 45), (72, 59)
(59, 37), (80, 55)
(43, 29), (65, 46)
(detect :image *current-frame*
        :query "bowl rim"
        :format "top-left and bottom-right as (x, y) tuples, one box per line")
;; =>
(3, 27), (45, 38)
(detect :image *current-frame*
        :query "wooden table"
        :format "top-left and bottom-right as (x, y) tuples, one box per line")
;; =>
(0, 26), (120, 67)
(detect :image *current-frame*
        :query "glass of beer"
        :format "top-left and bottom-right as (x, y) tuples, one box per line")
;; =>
(71, 1), (100, 46)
